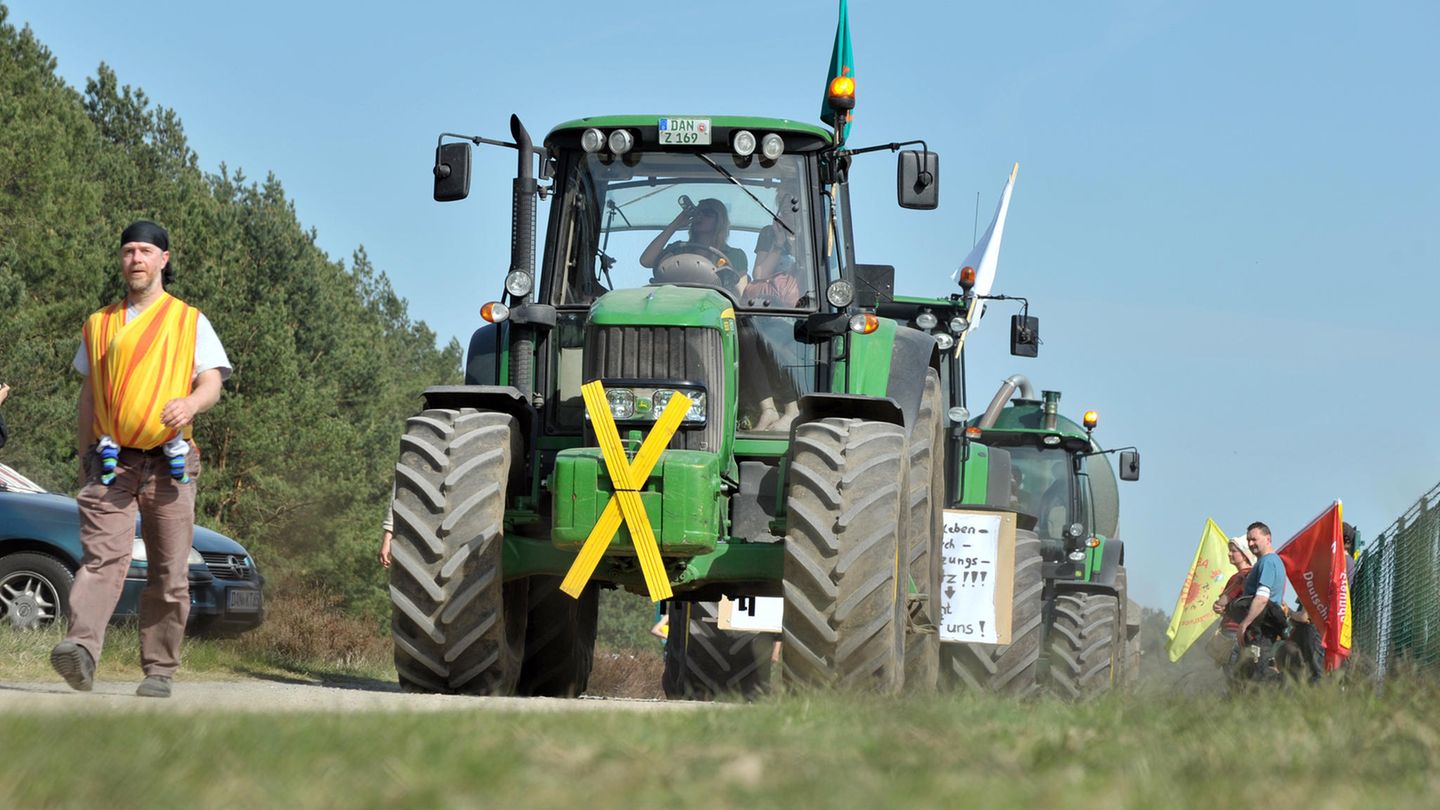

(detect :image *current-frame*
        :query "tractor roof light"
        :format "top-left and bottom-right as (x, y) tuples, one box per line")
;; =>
(1083, 410), (1099, 430)
(1042, 435), (1061, 446)
(958, 265), (977, 292)
(827, 76), (856, 111)
(849, 313), (880, 334)
(732, 130), (757, 157)
(760, 133), (785, 160)
(580, 128), (606, 154)
(826, 279), (855, 308)
(504, 270), (533, 298)
(480, 301), (509, 323)
(608, 129), (635, 155)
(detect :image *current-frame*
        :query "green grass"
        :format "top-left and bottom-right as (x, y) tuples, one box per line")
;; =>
(1, 677), (1437, 809)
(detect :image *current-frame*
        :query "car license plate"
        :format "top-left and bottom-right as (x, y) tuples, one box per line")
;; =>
(228, 589), (261, 612)
(658, 117), (711, 145)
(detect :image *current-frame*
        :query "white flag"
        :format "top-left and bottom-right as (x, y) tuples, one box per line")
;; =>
(956, 163), (1019, 330)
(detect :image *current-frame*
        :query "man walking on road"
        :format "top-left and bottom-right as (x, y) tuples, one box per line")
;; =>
(51, 220), (230, 698)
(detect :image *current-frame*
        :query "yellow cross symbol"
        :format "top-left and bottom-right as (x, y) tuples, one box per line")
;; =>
(559, 381), (691, 602)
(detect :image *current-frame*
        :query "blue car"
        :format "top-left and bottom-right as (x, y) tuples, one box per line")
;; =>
(0, 463), (264, 635)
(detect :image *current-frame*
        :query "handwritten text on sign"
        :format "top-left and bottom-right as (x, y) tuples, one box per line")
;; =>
(938, 510), (1014, 644)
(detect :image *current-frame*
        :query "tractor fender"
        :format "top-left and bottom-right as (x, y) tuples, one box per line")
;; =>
(418, 385), (536, 489)
(420, 384), (536, 450)
(465, 323), (501, 385)
(843, 321), (939, 435)
(884, 325), (941, 436)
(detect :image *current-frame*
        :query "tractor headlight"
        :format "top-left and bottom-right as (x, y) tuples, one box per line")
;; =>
(826, 280), (854, 308)
(581, 128), (606, 154)
(606, 388), (636, 419)
(504, 270), (533, 297)
(602, 385), (707, 425)
(608, 129), (635, 155)
(760, 133), (785, 160)
(915, 312), (938, 330)
(934, 332), (955, 350)
(949, 316), (969, 334)
(732, 130), (757, 157)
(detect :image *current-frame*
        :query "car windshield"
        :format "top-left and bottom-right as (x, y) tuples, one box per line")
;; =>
(551, 151), (818, 309)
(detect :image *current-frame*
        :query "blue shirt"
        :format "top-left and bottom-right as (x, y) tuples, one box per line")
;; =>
(1244, 553), (1286, 599)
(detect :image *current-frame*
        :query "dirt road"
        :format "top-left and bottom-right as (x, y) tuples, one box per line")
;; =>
(0, 679), (715, 713)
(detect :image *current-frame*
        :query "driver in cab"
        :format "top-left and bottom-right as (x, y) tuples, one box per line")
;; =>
(640, 197), (749, 289)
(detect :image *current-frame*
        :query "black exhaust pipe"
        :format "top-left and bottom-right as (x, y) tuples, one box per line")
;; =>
(509, 115), (536, 400)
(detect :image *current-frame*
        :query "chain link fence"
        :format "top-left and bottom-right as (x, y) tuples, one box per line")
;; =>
(1353, 480), (1440, 678)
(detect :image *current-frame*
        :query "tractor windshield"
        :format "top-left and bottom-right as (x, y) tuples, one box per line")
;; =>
(1004, 446), (1078, 542)
(550, 151), (818, 310)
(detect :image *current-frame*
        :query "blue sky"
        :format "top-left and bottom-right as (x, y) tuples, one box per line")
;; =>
(10, 1), (1439, 610)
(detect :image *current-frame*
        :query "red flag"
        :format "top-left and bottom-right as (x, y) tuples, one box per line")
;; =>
(1276, 501), (1351, 670)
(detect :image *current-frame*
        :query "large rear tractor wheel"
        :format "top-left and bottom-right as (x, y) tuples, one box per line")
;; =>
(517, 576), (599, 697)
(662, 601), (774, 700)
(1047, 589), (1122, 699)
(389, 409), (527, 695)
(782, 418), (908, 692)
(903, 370), (944, 692)
(940, 529), (1044, 696)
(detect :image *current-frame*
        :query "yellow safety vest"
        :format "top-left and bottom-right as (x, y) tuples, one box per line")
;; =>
(83, 293), (200, 450)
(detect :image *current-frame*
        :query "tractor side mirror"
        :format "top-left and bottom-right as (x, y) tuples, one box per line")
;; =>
(1119, 449), (1140, 482)
(1010, 314), (1039, 357)
(897, 151), (940, 210)
(434, 142), (472, 202)
(853, 264), (895, 308)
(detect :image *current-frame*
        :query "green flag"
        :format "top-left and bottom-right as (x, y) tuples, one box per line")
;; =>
(820, 0), (855, 143)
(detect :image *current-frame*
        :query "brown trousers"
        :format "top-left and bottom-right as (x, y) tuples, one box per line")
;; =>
(66, 445), (197, 677)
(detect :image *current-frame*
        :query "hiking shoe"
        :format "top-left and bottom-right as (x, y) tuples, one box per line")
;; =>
(50, 641), (95, 692)
(136, 675), (173, 698)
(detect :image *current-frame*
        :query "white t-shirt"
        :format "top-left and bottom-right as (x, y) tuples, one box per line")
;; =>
(73, 304), (232, 381)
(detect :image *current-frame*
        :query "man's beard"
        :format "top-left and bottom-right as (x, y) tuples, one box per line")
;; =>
(126, 271), (158, 295)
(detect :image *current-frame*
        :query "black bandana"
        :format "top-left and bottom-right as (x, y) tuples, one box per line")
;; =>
(120, 220), (169, 251)
(120, 220), (173, 284)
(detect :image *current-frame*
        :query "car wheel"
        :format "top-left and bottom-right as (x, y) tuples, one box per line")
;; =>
(0, 552), (74, 630)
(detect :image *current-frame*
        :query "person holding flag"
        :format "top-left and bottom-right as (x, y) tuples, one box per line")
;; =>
(1231, 521), (1289, 680)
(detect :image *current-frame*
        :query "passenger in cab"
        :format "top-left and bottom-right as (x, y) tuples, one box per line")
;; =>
(741, 193), (807, 308)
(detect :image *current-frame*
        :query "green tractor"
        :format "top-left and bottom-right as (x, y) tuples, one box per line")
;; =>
(945, 375), (1142, 697)
(387, 111), (987, 697)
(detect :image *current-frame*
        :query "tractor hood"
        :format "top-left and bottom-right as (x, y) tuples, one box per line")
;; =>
(588, 285), (733, 332)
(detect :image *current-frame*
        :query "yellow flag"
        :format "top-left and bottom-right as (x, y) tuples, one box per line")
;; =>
(1164, 518), (1233, 662)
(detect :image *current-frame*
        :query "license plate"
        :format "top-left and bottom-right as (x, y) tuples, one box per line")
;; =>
(658, 117), (711, 146)
(228, 589), (261, 612)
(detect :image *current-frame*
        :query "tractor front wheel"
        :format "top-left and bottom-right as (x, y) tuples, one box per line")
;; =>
(782, 418), (908, 692)
(389, 408), (526, 695)
(1047, 590), (1122, 699)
